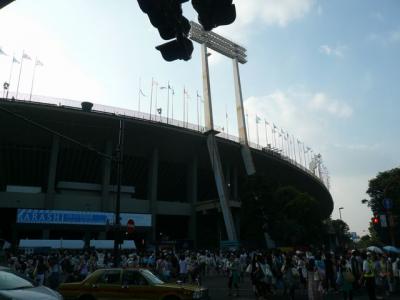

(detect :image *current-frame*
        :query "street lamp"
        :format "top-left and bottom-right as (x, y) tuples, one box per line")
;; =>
(339, 207), (344, 220)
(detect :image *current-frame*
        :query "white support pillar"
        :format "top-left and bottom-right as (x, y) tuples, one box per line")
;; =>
(206, 133), (237, 241)
(232, 58), (256, 175)
(201, 44), (214, 131)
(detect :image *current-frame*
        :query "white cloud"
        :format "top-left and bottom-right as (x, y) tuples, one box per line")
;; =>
(243, 88), (352, 149)
(309, 93), (353, 118)
(215, 0), (315, 40)
(370, 11), (384, 22)
(319, 44), (347, 57)
(368, 28), (400, 46)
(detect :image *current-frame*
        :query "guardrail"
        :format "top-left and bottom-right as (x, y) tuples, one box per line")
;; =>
(1, 92), (328, 188)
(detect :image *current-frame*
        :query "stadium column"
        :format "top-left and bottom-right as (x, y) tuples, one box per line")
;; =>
(101, 140), (113, 212)
(45, 135), (60, 209)
(233, 166), (239, 201)
(187, 156), (198, 248)
(148, 148), (159, 243)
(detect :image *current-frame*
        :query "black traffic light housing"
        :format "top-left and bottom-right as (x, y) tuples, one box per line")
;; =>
(192, 0), (236, 31)
(137, 0), (194, 61)
(156, 36), (194, 61)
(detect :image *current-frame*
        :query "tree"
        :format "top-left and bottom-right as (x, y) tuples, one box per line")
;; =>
(363, 168), (400, 245)
(240, 175), (328, 247)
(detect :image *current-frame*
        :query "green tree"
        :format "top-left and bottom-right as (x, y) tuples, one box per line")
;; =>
(240, 175), (327, 247)
(363, 168), (400, 245)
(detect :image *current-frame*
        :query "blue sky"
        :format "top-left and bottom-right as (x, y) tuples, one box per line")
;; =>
(0, 0), (399, 235)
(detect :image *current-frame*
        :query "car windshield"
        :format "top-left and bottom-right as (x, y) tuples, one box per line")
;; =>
(0, 271), (34, 290)
(140, 269), (164, 285)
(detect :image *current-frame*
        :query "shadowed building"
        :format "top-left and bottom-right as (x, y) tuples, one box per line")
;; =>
(0, 97), (333, 249)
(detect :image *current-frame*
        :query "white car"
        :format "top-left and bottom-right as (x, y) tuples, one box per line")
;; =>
(0, 267), (63, 300)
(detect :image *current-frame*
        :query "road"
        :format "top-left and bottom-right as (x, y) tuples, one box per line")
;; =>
(203, 274), (399, 300)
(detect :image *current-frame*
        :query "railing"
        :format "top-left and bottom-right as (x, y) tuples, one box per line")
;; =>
(2, 91), (328, 188)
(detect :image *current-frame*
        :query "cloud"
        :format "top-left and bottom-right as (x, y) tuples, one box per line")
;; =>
(243, 88), (353, 149)
(370, 11), (384, 22)
(215, 0), (315, 40)
(309, 93), (353, 118)
(368, 28), (400, 46)
(319, 44), (347, 57)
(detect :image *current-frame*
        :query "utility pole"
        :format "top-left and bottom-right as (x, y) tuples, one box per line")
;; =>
(113, 119), (124, 267)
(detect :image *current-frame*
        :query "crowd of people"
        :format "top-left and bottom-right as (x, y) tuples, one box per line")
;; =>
(2, 247), (400, 300)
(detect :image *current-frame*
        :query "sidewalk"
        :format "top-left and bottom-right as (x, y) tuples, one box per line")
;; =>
(203, 274), (399, 300)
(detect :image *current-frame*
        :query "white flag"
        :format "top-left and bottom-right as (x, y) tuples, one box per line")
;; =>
(35, 59), (44, 66)
(12, 57), (20, 64)
(0, 47), (7, 56)
(22, 52), (32, 60)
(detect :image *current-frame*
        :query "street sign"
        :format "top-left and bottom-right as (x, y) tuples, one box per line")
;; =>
(383, 198), (393, 210)
(127, 219), (135, 234)
(380, 215), (388, 228)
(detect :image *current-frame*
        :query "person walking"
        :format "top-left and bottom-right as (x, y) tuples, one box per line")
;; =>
(337, 258), (354, 300)
(362, 252), (377, 300)
(227, 254), (240, 297)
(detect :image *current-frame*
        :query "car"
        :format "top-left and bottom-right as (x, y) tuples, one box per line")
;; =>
(59, 268), (209, 300)
(0, 268), (63, 300)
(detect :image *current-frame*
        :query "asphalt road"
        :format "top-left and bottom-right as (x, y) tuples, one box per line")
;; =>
(202, 274), (400, 300)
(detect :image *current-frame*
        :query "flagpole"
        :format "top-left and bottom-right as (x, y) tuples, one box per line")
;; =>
(196, 91), (200, 131)
(155, 82), (158, 121)
(256, 117), (259, 146)
(225, 105), (228, 136)
(16, 51), (25, 99)
(186, 91), (189, 127)
(167, 81), (170, 124)
(7, 54), (15, 96)
(183, 87), (186, 126)
(264, 121), (268, 147)
(29, 58), (38, 101)
(171, 88), (174, 121)
(292, 136), (297, 163)
(138, 78), (141, 112)
(149, 78), (154, 120)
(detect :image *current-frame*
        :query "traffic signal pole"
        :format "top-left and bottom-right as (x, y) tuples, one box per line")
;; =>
(113, 119), (124, 266)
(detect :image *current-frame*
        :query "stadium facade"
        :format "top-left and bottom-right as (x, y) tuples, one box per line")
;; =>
(0, 96), (333, 249)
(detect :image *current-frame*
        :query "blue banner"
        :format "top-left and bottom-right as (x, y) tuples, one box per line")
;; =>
(17, 209), (151, 227)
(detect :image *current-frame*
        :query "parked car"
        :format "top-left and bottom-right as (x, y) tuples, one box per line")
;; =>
(0, 267), (63, 300)
(59, 268), (209, 300)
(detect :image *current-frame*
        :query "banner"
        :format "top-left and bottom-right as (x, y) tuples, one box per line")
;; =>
(17, 209), (151, 227)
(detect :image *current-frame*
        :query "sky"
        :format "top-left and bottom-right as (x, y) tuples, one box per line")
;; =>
(0, 0), (399, 235)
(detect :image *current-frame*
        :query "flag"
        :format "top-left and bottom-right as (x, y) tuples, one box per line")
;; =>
(139, 89), (146, 97)
(13, 57), (20, 64)
(22, 52), (32, 60)
(171, 88), (175, 95)
(0, 47), (7, 56)
(256, 116), (261, 123)
(265, 120), (269, 125)
(35, 59), (44, 66)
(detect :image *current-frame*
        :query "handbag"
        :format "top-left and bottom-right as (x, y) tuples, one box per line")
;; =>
(343, 269), (355, 283)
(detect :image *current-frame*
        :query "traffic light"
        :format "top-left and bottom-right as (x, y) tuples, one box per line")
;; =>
(192, 0), (236, 31)
(372, 216), (379, 224)
(156, 36), (194, 61)
(137, 0), (194, 61)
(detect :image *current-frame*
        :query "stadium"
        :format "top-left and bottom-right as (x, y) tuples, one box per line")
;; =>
(0, 93), (333, 250)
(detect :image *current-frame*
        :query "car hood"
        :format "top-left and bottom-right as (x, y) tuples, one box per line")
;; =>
(0, 285), (61, 300)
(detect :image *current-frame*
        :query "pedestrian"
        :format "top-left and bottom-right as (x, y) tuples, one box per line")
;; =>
(281, 255), (297, 300)
(227, 254), (240, 297)
(337, 258), (354, 300)
(307, 258), (323, 300)
(362, 252), (377, 300)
